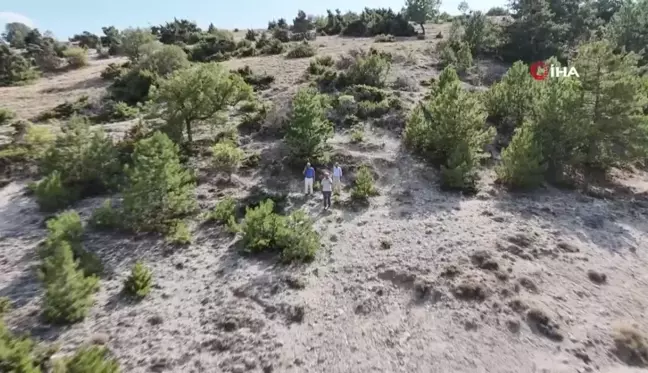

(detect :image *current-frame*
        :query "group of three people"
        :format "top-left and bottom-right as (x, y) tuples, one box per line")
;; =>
(303, 162), (342, 210)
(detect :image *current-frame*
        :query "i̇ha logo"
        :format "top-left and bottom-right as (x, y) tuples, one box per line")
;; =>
(529, 61), (579, 80)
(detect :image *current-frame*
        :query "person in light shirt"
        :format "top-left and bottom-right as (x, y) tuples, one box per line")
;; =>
(332, 162), (342, 193)
(321, 171), (333, 210)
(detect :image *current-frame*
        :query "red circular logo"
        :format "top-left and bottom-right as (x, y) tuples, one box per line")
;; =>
(530, 61), (548, 80)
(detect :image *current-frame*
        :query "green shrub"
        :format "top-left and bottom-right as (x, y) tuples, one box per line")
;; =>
(23, 125), (56, 159)
(272, 28), (290, 42)
(109, 68), (157, 106)
(276, 210), (319, 262)
(0, 108), (16, 125)
(97, 100), (139, 122)
(40, 116), (121, 199)
(42, 241), (99, 324)
(245, 29), (257, 41)
(259, 38), (285, 55)
(232, 66), (275, 90)
(356, 100), (391, 119)
(240, 200), (319, 262)
(40, 210), (104, 279)
(306, 55), (334, 76)
(189, 32), (237, 62)
(89, 199), (121, 230)
(0, 44), (40, 87)
(496, 122), (547, 189)
(242, 152), (261, 169)
(255, 32), (270, 49)
(240, 200), (281, 253)
(437, 40), (473, 73)
(239, 100), (258, 113)
(43, 210), (84, 251)
(0, 297), (10, 314)
(374, 34), (395, 42)
(61, 345), (120, 373)
(285, 87), (333, 162)
(207, 197), (239, 232)
(33, 171), (80, 212)
(137, 44), (189, 77)
(338, 52), (391, 88)
(100, 62), (128, 81)
(336, 95), (357, 116)
(123, 261), (152, 298)
(0, 311), (56, 372)
(165, 220), (191, 244)
(214, 125), (240, 145)
(121, 132), (196, 233)
(350, 126), (364, 143)
(36, 96), (93, 122)
(485, 61), (539, 141)
(121, 28), (157, 61)
(235, 45), (256, 57)
(212, 141), (244, 174)
(351, 165), (378, 201)
(440, 141), (479, 192)
(345, 84), (389, 102)
(286, 41), (316, 59)
(339, 8), (415, 37)
(63, 47), (88, 69)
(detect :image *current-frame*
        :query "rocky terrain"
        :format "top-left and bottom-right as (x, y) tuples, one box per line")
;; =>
(1, 24), (648, 373)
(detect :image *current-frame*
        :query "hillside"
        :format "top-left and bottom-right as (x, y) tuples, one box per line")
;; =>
(2, 10), (648, 373)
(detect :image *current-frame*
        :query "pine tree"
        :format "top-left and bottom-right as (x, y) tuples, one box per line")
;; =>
(496, 121), (547, 189)
(40, 210), (103, 279)
(405, 66), (494, 166)
(503, 0), (565, 61)
(123, 261), (152, 298)
(527, 59), (585, 181)
(440, 140), (479, 192)
(121, 132), (197, 232)
(572, 40), (648, 172)
(62, 346), (120, 373)
(42, 241), (99, 325)
(351, 165), (378, 201)
(284, 87), (334, 163)
(485, 61), (542, 141)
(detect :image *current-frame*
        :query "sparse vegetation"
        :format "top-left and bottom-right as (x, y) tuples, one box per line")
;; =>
(0, 108), (16, 125)
(2, 4), (648, 371)
(62, 47), (89, 69)
(212, 141), (244, 175)
(286, 41), (317, 58)
(240, 200), (319, 262)
(207, 196), (238, 230)
(36, 116), (121, 210)
(123, 261), (153, 298)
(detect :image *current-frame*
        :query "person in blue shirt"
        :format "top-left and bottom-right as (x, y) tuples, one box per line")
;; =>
(303, 162), (315, 195)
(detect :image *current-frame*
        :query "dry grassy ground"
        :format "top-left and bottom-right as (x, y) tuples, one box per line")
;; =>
(1, 23), (648, 373)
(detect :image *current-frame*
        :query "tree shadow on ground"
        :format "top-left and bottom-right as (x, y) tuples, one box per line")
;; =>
(0, 251), (41, 309)
(384, 146), (462, 221)
(490, 184), (646, 256)
(84, 232), (170, 276)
